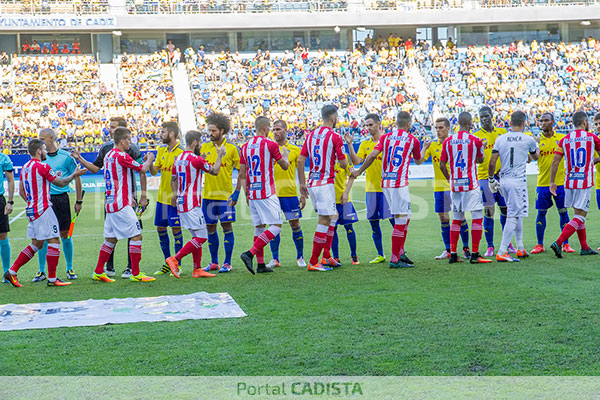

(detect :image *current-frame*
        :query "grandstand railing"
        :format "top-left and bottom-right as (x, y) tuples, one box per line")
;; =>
(0, 0), (109, 15)
(125, 0), (348, 14)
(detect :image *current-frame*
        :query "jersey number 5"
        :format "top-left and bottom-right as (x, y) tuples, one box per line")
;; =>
(388, 145), (404, 167)
(313, 145), (321, 166)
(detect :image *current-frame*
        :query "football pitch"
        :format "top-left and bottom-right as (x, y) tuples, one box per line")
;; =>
(1, 176), (600, 376)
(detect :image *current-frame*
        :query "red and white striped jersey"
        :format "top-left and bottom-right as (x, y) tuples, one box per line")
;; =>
(557, 129), (600, 189)
(103, 148), (143, 213)
(172, 151), (213, 213)
(300, 126), (345, 187)
(374, 129), (421, 188)
(440, 131), (484, 192)
(240, 136), (282, 200)
(21, 159), (57, 221)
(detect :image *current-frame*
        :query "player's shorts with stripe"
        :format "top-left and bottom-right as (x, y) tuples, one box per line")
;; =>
(434, 190), (451, 213)
(500, 179), (529, 218)
(565, 187), (591, 212)
(336, 202), (359, 225)
(383, 186), (411, 215)
(0, 195), (9, 234)
(480, 178), (506, 207)
(279, 196), (302, 221)
(536, 186), (565, 210)
(451, 188), (483, 213)
(50, 193), (72, 232)
(596, 189), (600, 210)
(179, 206), (208, 239)
(27, 208), (60, 241)
(249, 195), (283, 226)
(202, 199), (236, 225)
(154, 201), (181, 228)
(104, 206), (142, 240)
(308, 184), (336, 216)
(366, 191), (392, 220)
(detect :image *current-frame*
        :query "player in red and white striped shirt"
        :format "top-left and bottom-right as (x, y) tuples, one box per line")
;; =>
(5, 139), (86, 288)
(298, 105), (347, 272)
(345, 111), (425, 269)
(440, 112), (491, 264)
(166, 130), (224, 278)
(92, 127), (155, 283)
(237, 116), (289, 274)
(550, 111), (600, 258)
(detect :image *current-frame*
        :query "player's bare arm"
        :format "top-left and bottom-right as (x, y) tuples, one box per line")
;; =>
(413, 145), (426, 166)
(149, 154), (160, 175)
(440, 160), (450, 181)
(53, 165), (87, 188)
(74, 175), (83, 215)
(297, 154), (308, 199)
(549, 152), (563, 196)
(488, 152), (499, 179)
(140, 152), (155, 174)
(341, 177), (355, 205)
(238, 163), (249, 205)
(353, 148), (381, 177)
(208, 145), (226, 176)
(344, 133), (362, 165)
(170, 175), (178, 207)
(4, 170), (14, 215)
(277, 146), (290, 171)
(71, 150), (101, 174)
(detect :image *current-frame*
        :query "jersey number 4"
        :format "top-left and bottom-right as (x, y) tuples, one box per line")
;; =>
(455, 150), (466, 171)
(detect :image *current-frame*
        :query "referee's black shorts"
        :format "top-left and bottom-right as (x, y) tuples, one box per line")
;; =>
(51, 193), (72, 233)
(0, 195), (9, 234)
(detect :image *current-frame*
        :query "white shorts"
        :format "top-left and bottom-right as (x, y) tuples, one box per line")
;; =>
(451, 189), (484, 213)
(501, 179), (529, 218)
(249, 195), (283, 226)
(104, 206), (142, 240)
(27, 208), (60, 241)
(179, 207), (208, 238)
(565, 187), (592, 212)
(383, 186), (411, 215)
(308, 184), (336, 216)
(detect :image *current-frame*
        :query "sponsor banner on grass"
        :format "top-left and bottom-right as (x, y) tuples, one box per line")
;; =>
(0, 291), (246, 331)
(0, 377), (599, 399)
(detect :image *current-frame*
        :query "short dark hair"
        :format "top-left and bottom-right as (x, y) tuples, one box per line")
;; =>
(273, 120), (287, 130)
(364, 113), (380, 123)
(479, 106), (492, 116)
(162, 121), (180, 138)
(510, 111), (527, 127)
(110, 116), (127, 127)
(185, 130), (202, 146)
(572, 111), (588, 128)
(321, 104), (338, 121)
(28, 138), (45, 156)
(458, 112), (472, 128)
(206, 113), (231, 134)
(113, 127), (131, 145)
(435, 117), (450, 128)
(255, 116), (270, 132)
(396, 111), (412, 129)
(540, 112), (554, 122)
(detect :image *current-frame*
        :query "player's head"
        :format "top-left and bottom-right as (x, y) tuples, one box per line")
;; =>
(572, 111), (589, 131)
(510, 111), (527, 132)
(38, 128), (57, 150)
(113, 127), (132, 150)
(396, 111), (412, 131)
(593, 113), (600, 133)
(28, 138), (47, 161)
(109, 116), (127, 137)
(321, 104), (339, 128)
(458, 112), (472, 132)
(434, 117), (450, 139)
(538, 112), (554, 133)
(185, 130), (202, 155)
(161, 121), (179, 145)
(255, 116), (270, 137)
(364, 113), (381, 136)
(206, 113), (230, 143)
(272, 120), (287, 142)
(479, 106), (493, 130)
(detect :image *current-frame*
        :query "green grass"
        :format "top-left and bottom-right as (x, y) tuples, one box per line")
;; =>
(2, 176), (600, 375)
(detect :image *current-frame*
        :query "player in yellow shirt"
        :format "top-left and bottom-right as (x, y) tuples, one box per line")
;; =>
(345, 113), (393, 264)
(151, 121), (185, 275)
(473, 106), (510, 257)
(267, 120), (306, 268)
(420, 118), (470, 260)
(532, 113), (573, 254)
(332, 155), (359, 265)
(201, 113), (240, 273)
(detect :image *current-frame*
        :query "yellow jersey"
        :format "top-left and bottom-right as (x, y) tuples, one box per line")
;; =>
(537, 132), (565, 187)
(274, 142), (301, 198)
(334, 156), (352, 204)
(356, 138), (383, 192)
(200, 139), (240, 201)
(154, 142), (184, 204)
(423, 139), (451, 192)
(473, 126), (507, 180)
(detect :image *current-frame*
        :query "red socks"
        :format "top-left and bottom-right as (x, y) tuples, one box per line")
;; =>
(321, 225), (336, 259)
(471, 218), (483, 253)
(557, 218), (580, 246)
(10, 244), (39, 274)
(391, 223), (406, 263)
(450, 220), (462, 253)
(95, 241), (115, 274)
(310, 224), (329, 265)
(177, 237), (206, 261)
(129, 241), (142, 276)
(46, 243), (60, 280)
(250, 227), (282, 264)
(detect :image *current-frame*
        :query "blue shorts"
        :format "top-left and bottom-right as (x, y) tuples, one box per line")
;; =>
(366, 191), (392, 221)
(154, 202), (181, 228)
(434, 191), (451, 213)
(279, 196), (302, 221)
(480, 179), (506, 208)
(202, 199), (236, 225)
(336, 202), (359, 225)
(597, 189), (600, 210)
(536, 186), (565, 210)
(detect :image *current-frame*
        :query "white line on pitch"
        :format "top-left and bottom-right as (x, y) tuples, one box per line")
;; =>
(9, 210), (26, 225)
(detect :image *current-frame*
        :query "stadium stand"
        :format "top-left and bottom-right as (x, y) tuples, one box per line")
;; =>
(0, 0), (109, 14)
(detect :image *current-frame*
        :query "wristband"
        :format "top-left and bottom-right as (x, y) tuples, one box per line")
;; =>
(76, 200), (83, 205)
(7, 201), (14, 205)
(230, 190), (240, 202)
